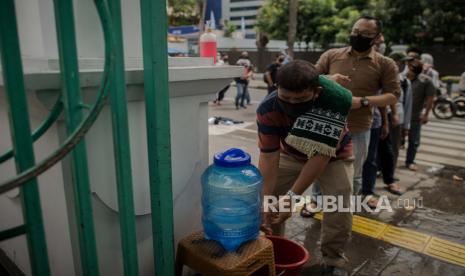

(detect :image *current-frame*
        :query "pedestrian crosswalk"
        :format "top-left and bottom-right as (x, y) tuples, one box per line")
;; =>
(398, 117), (465, 168)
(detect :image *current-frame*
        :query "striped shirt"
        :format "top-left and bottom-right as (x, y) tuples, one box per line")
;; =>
(257, 91), (353, 162)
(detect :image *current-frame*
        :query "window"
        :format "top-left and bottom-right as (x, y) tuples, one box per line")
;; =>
(234, 24), (255, 30)
(230, 6), (260, 12)
(230, 15), (257, 21)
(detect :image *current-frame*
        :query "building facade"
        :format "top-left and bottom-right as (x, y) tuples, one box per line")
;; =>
(220, 0), (264, 39)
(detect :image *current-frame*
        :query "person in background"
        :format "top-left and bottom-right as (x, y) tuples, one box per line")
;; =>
(374, 53), (415, 198)
(243, 63), (254, 105)
(236, 51), (251, 67)
(405, 59), (435, 171)
(213, 54), (230, 105)
(235, 51), (253, 107)
(315, 15), (400, 196)
(406, 47), (422, 59)
(388, 53), (413, 164)
(421, 53), (441, 90)
(402, 47), (422, 75)
(302, 16), (399, 215)
(360, 34), (403, 208)
(234, 59), (253, 109)
(264, 53), (285, 94)
(280, 46), (293, 64)
(215, 53), (228, 66)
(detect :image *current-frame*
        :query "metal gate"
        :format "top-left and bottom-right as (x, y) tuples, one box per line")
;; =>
(0, 0), (174, 275)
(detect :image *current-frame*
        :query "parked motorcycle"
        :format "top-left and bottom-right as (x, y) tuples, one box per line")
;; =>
(433, 94), (455, 119)
(432, 84), (465, 119)
(453, 91), (465, 117)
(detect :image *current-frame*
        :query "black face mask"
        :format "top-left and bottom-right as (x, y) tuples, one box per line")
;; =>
(411, 65), (423, 75)
(277, 97), (314, 118)
(278, 58), (284, 63)
(349, 35), (375, 52)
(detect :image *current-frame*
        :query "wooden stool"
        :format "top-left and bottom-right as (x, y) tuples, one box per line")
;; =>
(175, 231), (276, 276)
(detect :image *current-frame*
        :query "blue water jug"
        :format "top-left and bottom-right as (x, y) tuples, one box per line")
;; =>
(201, 148), (262, 251)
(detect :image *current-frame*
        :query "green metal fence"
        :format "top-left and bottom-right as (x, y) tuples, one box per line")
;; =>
(0, 0), (174, 275)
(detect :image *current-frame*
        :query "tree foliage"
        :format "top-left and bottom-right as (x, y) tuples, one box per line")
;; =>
(168, 0), (203, 26)
(223, 20), (237, 38)
(257, 0), (465, 47)
(380, 0), (465, 46)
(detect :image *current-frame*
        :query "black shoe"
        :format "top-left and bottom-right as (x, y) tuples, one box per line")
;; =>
(322, 265), (348, 276)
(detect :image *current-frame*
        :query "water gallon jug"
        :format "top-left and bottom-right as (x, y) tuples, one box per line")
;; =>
(201, 148), (262, 251)
(199, 27), (217, 64)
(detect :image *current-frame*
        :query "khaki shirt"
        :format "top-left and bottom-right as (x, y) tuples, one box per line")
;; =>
(316, 47), (400, 133)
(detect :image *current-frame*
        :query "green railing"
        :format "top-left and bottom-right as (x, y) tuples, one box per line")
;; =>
(0, 0), (174, 275)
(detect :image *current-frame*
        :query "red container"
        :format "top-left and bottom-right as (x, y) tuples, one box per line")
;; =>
(199, 30), (217, 64)
(266, 235), (310, 276)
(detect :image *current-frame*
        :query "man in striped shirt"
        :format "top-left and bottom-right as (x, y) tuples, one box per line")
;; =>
(258, 60), (363, 274)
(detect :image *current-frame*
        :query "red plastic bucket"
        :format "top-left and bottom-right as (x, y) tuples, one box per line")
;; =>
(266, 235), (310, 276)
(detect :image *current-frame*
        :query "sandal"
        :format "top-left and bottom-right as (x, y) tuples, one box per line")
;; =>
(365, 195), (379, 209)
(407, 164), (418, 171)
(300, 202), (318, 218)
(386, 183), (404, 195)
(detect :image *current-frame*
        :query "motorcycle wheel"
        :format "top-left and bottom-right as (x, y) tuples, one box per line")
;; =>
(453, 99), (465, 117)
(433, 100), (455, 119)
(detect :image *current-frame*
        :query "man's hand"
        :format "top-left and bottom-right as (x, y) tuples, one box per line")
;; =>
(269, 196), (293, 226)
(270, 211), (292, 226)
(328, 73), (351, 85)
(420, 113), (429, 125)
(380, 123), (390, 140)
(391, 113), (400, 127)
(260, 211), (272, 235)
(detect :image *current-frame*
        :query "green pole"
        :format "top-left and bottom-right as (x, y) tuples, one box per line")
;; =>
(139, 0), (175, 274)
(107, 0), (140, 274)
(52, 0), (99, 274)
(0, 0), (51, 275)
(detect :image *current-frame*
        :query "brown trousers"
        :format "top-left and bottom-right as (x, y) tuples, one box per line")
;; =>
(272, 153), (354, 267)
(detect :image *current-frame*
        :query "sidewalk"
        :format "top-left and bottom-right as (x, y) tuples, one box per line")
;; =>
(289, 165), (465, 275)
(208, 90), (465, 275)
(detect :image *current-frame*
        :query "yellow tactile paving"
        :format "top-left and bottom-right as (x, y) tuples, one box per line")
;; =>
(352, 215), (387, 239)
(380, 225), (431, 253)
(424, 237), (465, 267)
(292, 205), (465, 267)
(313, 211), (323, 220)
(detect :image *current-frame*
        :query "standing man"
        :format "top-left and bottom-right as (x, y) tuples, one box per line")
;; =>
(421, 53), (440, 90)
(258, 60), (360, 275)
(234, 52), (253, 109)
(371, 53), (413, 197)
(405, 59), (435, 171)
(264, 53), (285, 94)
(234, 60), (253, 109)
(316, 15), (400, 194)
(213, 54), (231, 105)
(387, 53), (413, 168)
(236, 51), (251, 66)
(360, 33), (403, 207)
